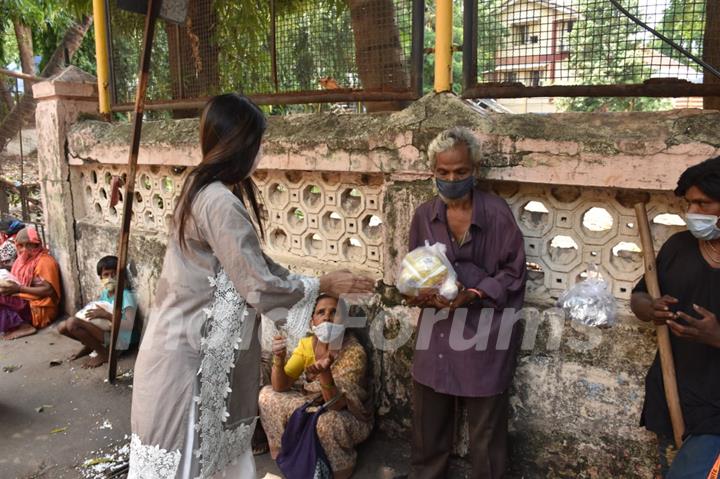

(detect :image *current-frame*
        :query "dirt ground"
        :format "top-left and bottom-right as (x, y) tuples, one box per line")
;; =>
(0, 321), (463, 479)
(0, 128), (38, 186)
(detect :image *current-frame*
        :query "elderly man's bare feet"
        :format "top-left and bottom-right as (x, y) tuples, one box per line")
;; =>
(3, 324), (36, 340)
(69, 346), (92, 361)
(82, 354), (108, 369)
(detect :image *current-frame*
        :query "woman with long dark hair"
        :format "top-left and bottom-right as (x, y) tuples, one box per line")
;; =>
(128, 94), (374, 478)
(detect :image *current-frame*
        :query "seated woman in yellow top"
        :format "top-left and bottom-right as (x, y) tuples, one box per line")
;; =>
(0, 227), (61, 340)
(259, 294), (373, 479)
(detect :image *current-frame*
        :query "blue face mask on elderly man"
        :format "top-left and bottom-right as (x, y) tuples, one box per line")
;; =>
(436, 176), (476, 200)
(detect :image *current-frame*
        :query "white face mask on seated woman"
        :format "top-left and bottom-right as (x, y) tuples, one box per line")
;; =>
(312, 321), (346, 344)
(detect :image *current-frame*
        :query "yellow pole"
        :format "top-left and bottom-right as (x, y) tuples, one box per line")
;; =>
(434, 0), (453, 92)
(92, 0), (111, 117)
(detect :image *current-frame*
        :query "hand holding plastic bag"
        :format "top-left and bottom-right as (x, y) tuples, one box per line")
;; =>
(0, 268), (19, 288)
(557, 264), (617, 328)
(397, 241), (459, 300)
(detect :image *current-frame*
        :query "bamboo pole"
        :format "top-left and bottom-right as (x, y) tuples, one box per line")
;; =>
(92, 0), (112, 118)
(634, 202), (685, 448)
(107, 0), (161, 383)
(434, 0), (453, 92)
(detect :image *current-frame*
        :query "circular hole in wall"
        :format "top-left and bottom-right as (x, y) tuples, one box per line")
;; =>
(653, 213), (685, 226)
(302, 185), (323, 209)
(519, 201), (550, 231)
(582, 207), (614, 232)
(161, 176), (174, 194)
(550, 186), (581, 204)
(268, 183), (289, 208)
(342, 236), (365, 262)
(611, 241), (642, 273)
(340, 188), (363, 216)
(304, 233), (324, 255)
(141, 174), (152, 190)
(361, 214), (383, 240)
(287, 207), (305, 229)
(321, 211), (343, 234)
(270, 227), (288, 250)
(548, 235), (579, 266)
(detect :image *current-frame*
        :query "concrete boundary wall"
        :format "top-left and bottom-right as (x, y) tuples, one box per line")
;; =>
(36, 67), (720, 477)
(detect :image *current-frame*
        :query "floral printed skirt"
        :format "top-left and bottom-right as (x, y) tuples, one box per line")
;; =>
(258, 385), (372, 473)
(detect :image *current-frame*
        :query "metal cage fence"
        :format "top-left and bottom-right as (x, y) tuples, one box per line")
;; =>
(108, 0), (424, 111)
(462, 0), (720, 99)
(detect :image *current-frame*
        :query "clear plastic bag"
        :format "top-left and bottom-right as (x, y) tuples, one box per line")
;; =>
(397, 241), (459, 300)
(557, 264), (617, 328)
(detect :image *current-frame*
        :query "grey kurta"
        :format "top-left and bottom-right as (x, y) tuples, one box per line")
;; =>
(128, 182), (319, 478)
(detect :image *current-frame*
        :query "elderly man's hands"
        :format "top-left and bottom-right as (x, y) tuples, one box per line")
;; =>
(671, 304), (720, 348)
(404, 285), (481, 311)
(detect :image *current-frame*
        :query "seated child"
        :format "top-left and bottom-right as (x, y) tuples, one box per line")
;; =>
(58, 255), (137, 368)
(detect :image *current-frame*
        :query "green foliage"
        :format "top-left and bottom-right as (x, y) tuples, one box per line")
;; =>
(0, 0), (92, 71)
(559, 0), (669, 112)
(652, 0), (705, 67)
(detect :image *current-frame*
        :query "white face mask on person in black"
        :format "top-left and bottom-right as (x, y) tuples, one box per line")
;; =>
(685, 213), (720, 241)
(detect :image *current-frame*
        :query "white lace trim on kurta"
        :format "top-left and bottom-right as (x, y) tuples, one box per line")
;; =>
(194, 269), (257, 478)
(128, 433), (182, 479)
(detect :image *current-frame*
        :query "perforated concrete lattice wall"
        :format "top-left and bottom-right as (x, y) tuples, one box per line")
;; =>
(73, 165), (190, 232)
(254, 170), (385, 274)
(492, 181), (687, 301)
(72, 163), (686, 302)
(73, 166), (386, 274)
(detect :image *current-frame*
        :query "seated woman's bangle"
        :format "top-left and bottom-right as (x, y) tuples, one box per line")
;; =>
(320, 380), (336, 390)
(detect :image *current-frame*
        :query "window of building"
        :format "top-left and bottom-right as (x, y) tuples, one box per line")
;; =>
(530, 70), (542, 87)
(505, 72), (517, 83)
(558, 20), (574, 52)
(513, 24), (529, 45)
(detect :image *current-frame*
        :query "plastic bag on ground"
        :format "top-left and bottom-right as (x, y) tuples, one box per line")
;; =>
(397, 241), (459, 300)
(557, 264), (617, 328)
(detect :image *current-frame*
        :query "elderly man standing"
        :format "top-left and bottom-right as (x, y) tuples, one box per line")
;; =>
(406, 127), (527, 478)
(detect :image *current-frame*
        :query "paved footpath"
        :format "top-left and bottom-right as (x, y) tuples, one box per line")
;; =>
(1, 324), (448, 479)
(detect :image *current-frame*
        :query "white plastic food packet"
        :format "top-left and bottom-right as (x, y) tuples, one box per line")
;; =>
(557, 264), (617, 328)
(0, 268), (19, 288)
(75, 301), (113, 321)
(397, 241), (459, 300)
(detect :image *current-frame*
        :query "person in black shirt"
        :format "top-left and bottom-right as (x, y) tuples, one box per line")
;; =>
(631, 157), (720, 479)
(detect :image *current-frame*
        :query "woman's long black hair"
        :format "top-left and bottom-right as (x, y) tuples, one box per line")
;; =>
(174, 93), (266, 249)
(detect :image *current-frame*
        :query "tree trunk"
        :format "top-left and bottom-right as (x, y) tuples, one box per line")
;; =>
(13, 20), (35, 87)
(0, 16), (93, 153)
(0, 80), (14, 114)
(348, 0), (410, 112)
(12, 20), (35, 126)
(166, 0), (219, 118)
